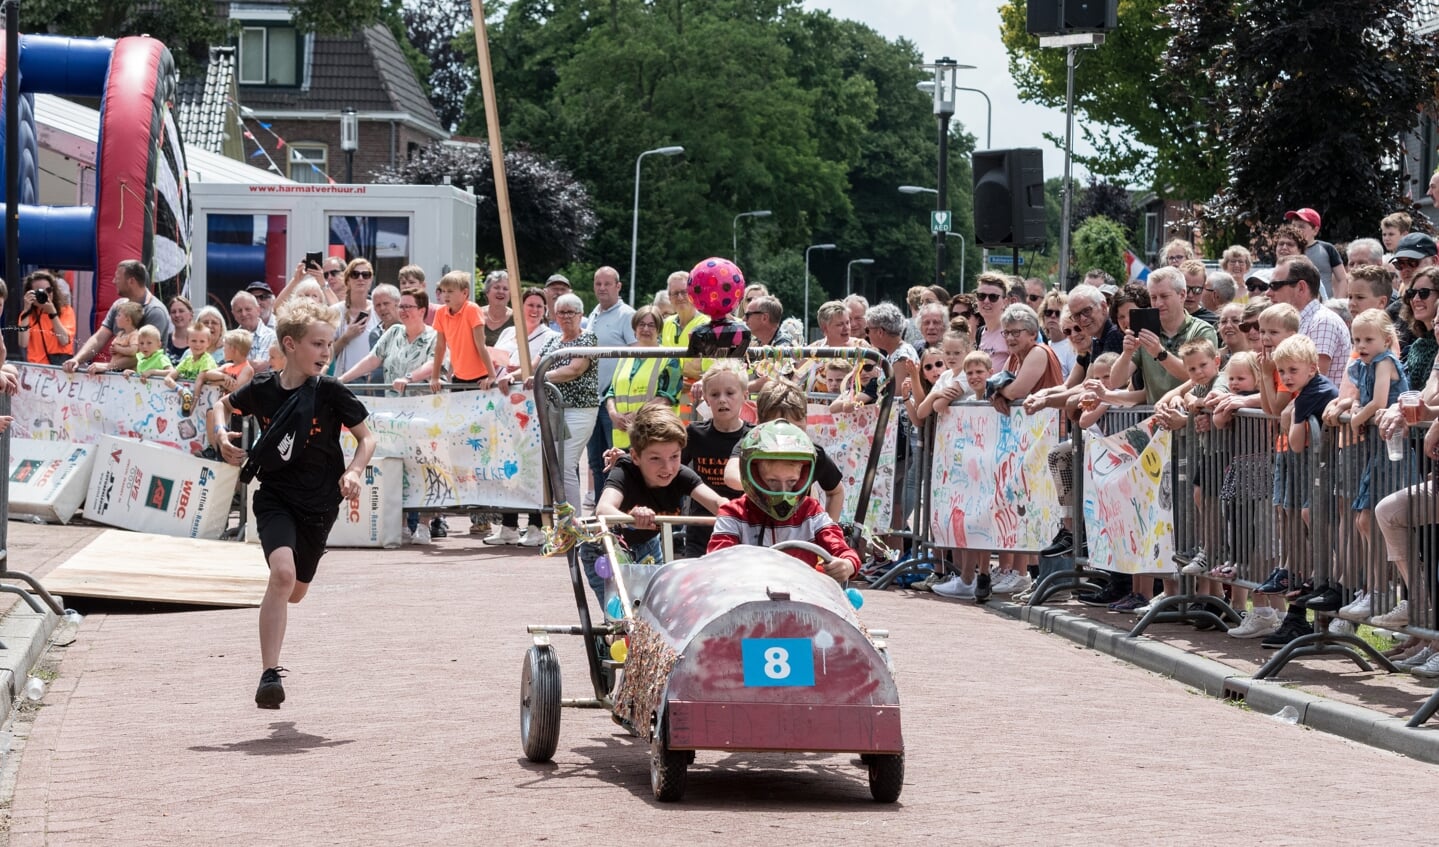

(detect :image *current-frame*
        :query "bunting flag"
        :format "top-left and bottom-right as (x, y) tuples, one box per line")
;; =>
(1123, 249), (1150, 283)
(227, 96), (333, 182)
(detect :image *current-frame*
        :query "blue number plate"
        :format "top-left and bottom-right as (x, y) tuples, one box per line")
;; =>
(741, 638), (815, 687)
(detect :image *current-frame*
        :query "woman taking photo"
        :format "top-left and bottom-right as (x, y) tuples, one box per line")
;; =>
(18, 271), (74, 365)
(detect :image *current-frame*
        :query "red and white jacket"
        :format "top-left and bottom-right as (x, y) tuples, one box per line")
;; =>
(708, 496), (861, 576)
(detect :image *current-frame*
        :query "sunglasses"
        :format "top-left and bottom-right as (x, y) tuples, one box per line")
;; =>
(1268, 278), (1299, 290)
(1043, 308), (1061, 318)
(744, 310), (765, 318)
(1404, 287), (1436, 303)
(1063, 326), (1082, 336)
(1239, 321), (1259, 332)
(1026, 294), (1044, 303)
(975, 292), (1003, 303)
(324, 269), (344, 277)
(1186, 286), (1204, 296)
(1246, 282), (1270, 292)
(1396, 258), (1422, 270)
(349, 270), (374, 279)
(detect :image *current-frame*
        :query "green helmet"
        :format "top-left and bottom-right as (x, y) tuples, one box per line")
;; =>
(739, 420), (817, 522)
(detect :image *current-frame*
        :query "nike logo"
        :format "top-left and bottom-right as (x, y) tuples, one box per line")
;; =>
(277, 432), (295, 462)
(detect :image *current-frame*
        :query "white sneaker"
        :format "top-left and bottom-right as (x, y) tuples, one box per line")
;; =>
(484, 526), (520, 545)
(1228, 607), (1280, 639)
(1337, 590), (1371, 622)
(933, 576), (976, 599)
(520, 526), (545, 547)
(1135, 592), (1170, 615)
(1327, 618), (1356, 637)
(1369, 599), (1410, 628)
(411, 524), (432, 545)
(401, 527), (413, 544)
(1395, 646), (1436, 670)
(991, 570), (1022, 594)
(1008, 573), (1034, 595)
(1411, 651), (1439, 678)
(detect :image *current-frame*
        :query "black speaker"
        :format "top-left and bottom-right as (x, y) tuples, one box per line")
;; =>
(972, 149), (1046, 248)
(1026, 0), (1063, 36)
(1063, 0), (1118, 32)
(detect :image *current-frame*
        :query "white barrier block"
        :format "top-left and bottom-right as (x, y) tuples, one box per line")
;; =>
(84, 436), (240, 540)
(327, 458), (404, 548)
(242, 458), (405, 549)
(7, 439), (96, 524)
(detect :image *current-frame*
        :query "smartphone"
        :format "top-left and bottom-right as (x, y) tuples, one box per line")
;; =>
(304, 250), (324, 270)
(354, 311), (369, 323)
(1129, 307), (1163, 339)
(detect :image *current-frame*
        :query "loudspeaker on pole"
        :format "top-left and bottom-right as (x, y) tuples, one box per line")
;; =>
(972, 149), (1046, 249)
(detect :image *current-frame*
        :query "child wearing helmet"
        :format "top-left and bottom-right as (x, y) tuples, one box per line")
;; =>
(708, 420), (861, 582)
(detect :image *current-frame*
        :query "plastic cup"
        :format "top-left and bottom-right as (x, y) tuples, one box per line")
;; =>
(1387, 430), (1407, 462)
(1401, 391), (1423, 426)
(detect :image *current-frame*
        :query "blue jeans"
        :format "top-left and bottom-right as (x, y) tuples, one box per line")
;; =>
(587, 402), (614, 502)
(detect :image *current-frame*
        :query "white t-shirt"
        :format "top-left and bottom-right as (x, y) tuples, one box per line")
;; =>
(930, 368), (976, 402)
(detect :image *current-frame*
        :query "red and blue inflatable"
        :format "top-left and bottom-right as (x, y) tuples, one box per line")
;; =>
(0, 34), (191, 327)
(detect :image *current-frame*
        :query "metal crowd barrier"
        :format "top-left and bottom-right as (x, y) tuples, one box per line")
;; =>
(0, 392), (66, 619)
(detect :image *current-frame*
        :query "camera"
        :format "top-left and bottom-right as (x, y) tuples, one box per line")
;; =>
(33, 290), (48, 305)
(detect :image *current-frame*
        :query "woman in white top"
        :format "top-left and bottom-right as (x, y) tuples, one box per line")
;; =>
(493, 287), (557, 380)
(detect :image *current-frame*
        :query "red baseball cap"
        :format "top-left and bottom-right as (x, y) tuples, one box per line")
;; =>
(1284, 208), (1321, 229)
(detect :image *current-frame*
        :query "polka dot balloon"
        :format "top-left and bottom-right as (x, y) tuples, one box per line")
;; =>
(688, 257), (746, 322)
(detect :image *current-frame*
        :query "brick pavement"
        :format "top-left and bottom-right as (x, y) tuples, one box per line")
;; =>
(3, 521), (1439, 846)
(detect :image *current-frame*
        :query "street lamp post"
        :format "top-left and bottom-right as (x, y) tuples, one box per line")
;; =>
(731, 209), (772, 261)
(846, 258), (874, 298)
(804, 243), (838, 342)
(629, 145), (685, 305)
(921, 57), (974, 289)
(339, 107), (358, 183)
(917, 81), (991, 150)
(943, 232), (966, 292)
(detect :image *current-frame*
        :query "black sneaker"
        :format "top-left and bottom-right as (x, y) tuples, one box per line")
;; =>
(1304, 583), (1344, 613)
(255, 667), (287, 709)
(1255, 567), (1290, 595)
(1041, 528), (1074, 558)
(430, 517), (448, 538)
(1078, 583), (1128, 607)
(974, 572), (992, 604)
(1260, 617), (1312, 649)
(1285, 577), (1316, 603)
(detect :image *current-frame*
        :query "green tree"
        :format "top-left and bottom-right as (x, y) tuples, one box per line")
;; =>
(1166, 0), (1439, 241)
(373, 141), (598, 276)
(1071, 216), (1129, 286)
(998, 0), (1219, 200)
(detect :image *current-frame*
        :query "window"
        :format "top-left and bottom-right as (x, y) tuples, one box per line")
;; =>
(238, 25), (300, 86)
(289, 144), (329, 184)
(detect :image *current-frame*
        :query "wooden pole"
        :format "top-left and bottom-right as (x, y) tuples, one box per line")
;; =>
(469, 0), (531, 377)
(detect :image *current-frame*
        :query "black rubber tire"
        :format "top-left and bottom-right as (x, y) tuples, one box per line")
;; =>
(650, 721), (688, 802)
(520, 645), (562, 763)
(867, 754), (904, 803)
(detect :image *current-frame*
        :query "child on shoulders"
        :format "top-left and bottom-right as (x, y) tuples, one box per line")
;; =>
(709, 420), (861, 582)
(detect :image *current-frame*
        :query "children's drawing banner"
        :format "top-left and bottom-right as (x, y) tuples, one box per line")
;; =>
(1081, 416), (1175, 574)
(10, 365), (222, 455)
(343, 388), (545, 510)
(928, 404), (1062, 550)
(806, 402), (897, 527)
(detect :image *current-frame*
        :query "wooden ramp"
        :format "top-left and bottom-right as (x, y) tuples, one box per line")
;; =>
(43, 530), (268, 607)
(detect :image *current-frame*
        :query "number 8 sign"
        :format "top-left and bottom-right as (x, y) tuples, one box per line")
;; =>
(741, 638), (816, 687)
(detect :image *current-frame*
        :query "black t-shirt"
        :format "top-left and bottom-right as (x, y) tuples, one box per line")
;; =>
(684, 420), (750, 509)
(603, 456), (703, 544)
(729, 438), (843, 492)
(229, 373), (369, 509)
(1292, 373), (1339, 425)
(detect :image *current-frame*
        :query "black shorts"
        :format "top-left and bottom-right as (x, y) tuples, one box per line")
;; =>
(253, 487), (339, 584)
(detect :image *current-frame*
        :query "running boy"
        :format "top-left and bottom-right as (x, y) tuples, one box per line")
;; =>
(709, 420), (861, 582)
(209, 298), (376, 708)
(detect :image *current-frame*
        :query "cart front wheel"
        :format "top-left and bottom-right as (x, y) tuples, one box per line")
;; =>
(520, 644), (562, 762)
(867, 753), (904, 803)
(650, 722), (688, 802)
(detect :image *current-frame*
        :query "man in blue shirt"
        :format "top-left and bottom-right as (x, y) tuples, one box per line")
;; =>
(586, 265), (636, 505)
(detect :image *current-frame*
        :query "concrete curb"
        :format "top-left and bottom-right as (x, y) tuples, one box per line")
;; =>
(994, 600), (1439, 765)
(0, 602), (61, 728)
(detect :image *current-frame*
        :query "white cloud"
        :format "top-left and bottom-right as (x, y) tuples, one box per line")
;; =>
(799, 0), (1093, 182)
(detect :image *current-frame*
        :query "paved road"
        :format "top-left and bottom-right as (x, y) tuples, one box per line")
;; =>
(3, 523), (1438, 846)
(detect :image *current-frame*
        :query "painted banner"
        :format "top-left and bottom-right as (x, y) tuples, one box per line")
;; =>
(8, 439), (96, 523)
(340, 388), (545, 510)
(11, 364), (222, 455)
(85, 436), (240, 539)
(928, 404), (1062, 551)
(807, 401), (897, 527)
(244, 457), (405, 548)
(1082, 416), (1176, 574)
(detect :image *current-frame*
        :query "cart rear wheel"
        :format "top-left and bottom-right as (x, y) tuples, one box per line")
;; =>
(520, 645), (562, 763)
(650, 721), (688, 802)
(867, 754), (904, 803)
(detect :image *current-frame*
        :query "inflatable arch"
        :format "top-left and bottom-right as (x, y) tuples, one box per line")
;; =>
(0, 34), (191, 326)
